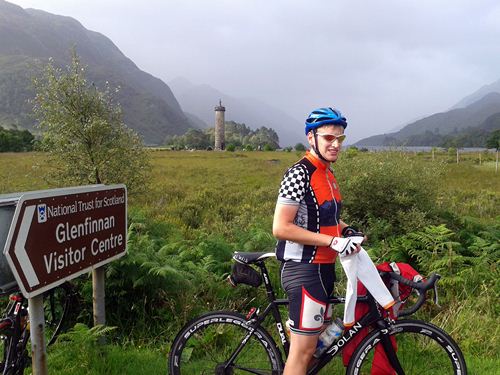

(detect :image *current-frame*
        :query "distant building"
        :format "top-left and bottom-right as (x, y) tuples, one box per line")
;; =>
(214, 100), (225, 150)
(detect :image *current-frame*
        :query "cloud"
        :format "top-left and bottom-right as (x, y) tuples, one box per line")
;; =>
(7, 0), (500, 142)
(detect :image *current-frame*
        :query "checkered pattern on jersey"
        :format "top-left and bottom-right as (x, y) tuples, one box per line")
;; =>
(278, 165), (308, 203)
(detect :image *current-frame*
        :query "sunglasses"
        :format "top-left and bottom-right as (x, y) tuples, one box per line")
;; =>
(316, 133), (347, 143)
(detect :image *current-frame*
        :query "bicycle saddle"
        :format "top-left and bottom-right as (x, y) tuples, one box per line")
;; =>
(233, 252), (275, 264)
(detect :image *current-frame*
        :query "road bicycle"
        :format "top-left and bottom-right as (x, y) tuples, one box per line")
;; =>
(168, 251), (467, 374)
(0, 282), (80, 374)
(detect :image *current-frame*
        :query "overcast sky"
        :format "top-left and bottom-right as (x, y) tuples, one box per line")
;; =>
(9, 0), (500, 142)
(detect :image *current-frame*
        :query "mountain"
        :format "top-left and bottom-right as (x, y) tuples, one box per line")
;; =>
(169, 77), (304, 147)
(452, 79), (500, 109)
(356, 92), (500, 146)
(0, 0), (194, 144)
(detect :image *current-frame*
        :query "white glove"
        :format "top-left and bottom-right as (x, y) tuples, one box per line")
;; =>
(347, 236), (364, 245)
(329, 237), (357, 256)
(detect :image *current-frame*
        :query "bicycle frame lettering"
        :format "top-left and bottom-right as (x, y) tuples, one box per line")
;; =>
(326, 321), (363, 356)
(276, 322), (287, 345)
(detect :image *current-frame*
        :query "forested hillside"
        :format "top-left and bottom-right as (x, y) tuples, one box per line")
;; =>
(0, 0), (193, 144)
(356, 92), (500, 147)
(164, 121), (281, 150)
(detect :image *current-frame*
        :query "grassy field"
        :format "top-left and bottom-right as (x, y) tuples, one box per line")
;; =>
(1, 150), (498, 374)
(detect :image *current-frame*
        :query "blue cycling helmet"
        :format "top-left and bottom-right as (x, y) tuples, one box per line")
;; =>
(305, 107), (347, 135)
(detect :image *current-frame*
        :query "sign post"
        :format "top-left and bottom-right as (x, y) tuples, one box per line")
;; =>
(3, 184), (127, 374)
(29, 295), (46, 375)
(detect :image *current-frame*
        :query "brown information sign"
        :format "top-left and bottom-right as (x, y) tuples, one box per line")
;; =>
(3, 185), (127, 298)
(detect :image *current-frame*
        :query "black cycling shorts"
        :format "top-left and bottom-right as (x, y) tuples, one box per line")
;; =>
(280, 261), (336, 335)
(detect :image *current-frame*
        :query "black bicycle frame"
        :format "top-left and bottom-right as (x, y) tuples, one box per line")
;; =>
(308, 298), (396, 374)
(228, 260), (405, 375)
(1, 292), (28, 375)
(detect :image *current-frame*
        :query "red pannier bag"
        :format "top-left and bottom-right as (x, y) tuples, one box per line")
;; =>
(342, 262), (424, 375)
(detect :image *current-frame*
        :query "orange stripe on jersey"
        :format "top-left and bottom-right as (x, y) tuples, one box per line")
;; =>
(276, 151), (344, 264)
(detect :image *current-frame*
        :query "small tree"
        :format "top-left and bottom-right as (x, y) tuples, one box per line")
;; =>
(183, 129), (210, 149)
(486, 130), (500, 172)
(485, 130), (500, 150)
(32, 52), (150, 192)
(295, 142), (306, 151)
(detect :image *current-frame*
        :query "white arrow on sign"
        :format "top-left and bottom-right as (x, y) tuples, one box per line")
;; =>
(14, 205), (40, 287)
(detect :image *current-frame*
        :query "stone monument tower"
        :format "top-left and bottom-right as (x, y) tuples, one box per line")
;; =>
(214, 99), (225, 150)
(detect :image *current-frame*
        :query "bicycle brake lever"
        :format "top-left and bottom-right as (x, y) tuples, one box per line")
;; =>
(433, 283), (440, 308)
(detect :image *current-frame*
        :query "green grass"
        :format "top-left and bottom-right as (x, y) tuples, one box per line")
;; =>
(28, 340), (495, 375)
(0, 152), (49, 193)
(1, 150), (499, 373)
(44, 343), (167, 374)
(437, 161), (500, 220)
(1, 150), (498, 228)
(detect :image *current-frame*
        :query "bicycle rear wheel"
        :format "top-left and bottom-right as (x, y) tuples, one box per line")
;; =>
(168, 311), (284, 374)
(346, 319), (467, 375)
(0, 320), (11, 373)
(0, 321), (29, 375)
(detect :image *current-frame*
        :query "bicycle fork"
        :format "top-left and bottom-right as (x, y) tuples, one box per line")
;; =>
(376, 319), (405, 375)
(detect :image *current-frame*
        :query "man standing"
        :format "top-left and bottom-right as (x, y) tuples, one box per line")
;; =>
(273, 107), (361, 374)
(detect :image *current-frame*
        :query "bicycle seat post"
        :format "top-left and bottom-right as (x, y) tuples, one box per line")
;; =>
(256, 261), (276, 303)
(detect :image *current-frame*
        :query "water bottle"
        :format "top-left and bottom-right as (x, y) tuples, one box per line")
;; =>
(313, 318), (344, 358)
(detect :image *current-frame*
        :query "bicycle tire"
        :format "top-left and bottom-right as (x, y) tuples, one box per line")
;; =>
(168, 311), (284, 375)
(0, 322), (29, 375)
(0, 320), (11, 374)
(346, 319), (467, 375)
(43, 282), (80, 346)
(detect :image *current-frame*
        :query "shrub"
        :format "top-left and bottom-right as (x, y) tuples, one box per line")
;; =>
(226, 144), (236, 152)
(295, 143), (306, 151)
(335, 152), (444, 238)
(344, 147), (359, 159)
(447, 147), (458, 163)
(33, 51), (150, 192)
(98, 211), (233, 340)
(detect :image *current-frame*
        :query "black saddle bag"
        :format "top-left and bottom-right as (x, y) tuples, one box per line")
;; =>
(229, 262), (262, 287)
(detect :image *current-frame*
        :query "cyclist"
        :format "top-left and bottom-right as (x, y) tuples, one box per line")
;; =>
(272, 107), (362, 375)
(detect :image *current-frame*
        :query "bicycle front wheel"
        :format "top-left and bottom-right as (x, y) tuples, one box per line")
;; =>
(347, 319), (467, 375)
(168, 311), (284, 374)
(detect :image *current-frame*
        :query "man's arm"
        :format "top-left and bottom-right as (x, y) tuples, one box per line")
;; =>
(339, 219), (367, 247)
(339, 219), (349, 234)
(272, 203), (332, 246)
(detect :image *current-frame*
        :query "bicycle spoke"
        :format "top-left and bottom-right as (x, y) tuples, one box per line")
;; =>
(179, 324), (273, 373)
